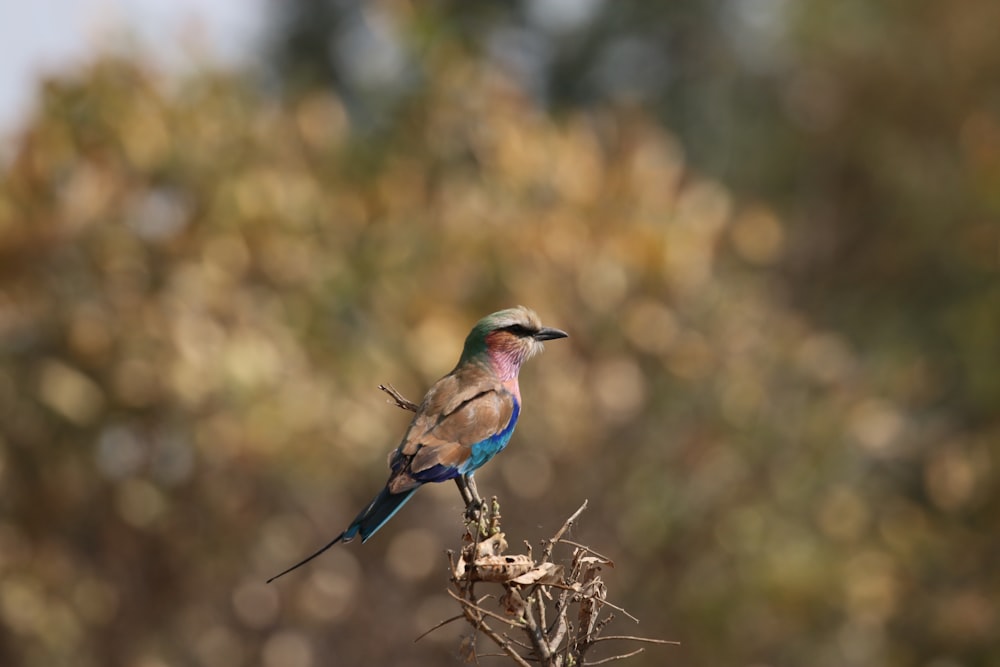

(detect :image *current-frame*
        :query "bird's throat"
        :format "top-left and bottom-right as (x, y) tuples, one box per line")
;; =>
(487, 346), (527, 383)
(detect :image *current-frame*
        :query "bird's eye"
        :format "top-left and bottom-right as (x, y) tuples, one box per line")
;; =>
(504, 324), (532, 336)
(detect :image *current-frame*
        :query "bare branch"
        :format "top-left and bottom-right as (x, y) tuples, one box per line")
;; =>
(449, 590), (533, 667)
(558, 539), (615, 565)
(378, 383), (419, 412)
(413, 614), (464, 643)
(547, 604), (569, 655)
(447, 589), (527, 629)
(502, 634), (535, 651)
(590, 636), (681, 646)
(475, 624), (534, 667)
(386, 378), (672, 666)
(443, 498), (674, 666)
(580, 596), (639, 625)
(521, 594), (553, 663)
(584, 648), (644, 664)
(541, 499), (588, 563)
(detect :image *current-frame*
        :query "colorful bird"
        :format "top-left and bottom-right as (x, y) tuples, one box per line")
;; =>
(267, 306), (568, 583)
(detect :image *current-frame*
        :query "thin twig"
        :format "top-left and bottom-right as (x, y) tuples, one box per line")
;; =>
(476, 623), (534, 667)
(581, 596), (638, 625)
(542, 499), (588, 563)
(590, 635), (681, 645)
(378, 383), (419, 411)
(502, 634), (535, 651)
(447, 589), (527, 628)
(533, 582), (639, 624)
(450, 590), (533, 667)
(558, 539), (615, 564)
(592, 613), (615, 638)
(413, 614), (464, 643)
(584, 648), (645, 664)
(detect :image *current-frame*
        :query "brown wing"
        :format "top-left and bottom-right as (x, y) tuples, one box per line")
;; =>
(386, 365), (515, 493)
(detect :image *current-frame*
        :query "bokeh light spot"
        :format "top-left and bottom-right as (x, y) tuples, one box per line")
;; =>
(386, 528), (441, 582)
(95, 425), (145, 480)
(194, 625), (245, 667)
(232, 581), (279, 630)
(666, 331), (715, 380)
(623, 298), (678, 355)
(843, 551), (898, 624)
(115, 479), (167, 529)
(818, 486), (868, 542)
(925, 444), (978, 511)
(262, 630), (313, 667)
(591, 357), (647, 421)
(297, 566), (360, 623)
(849, 399), (905, 455)
(37, 359), (105, 426)
(72, 578), (120, 626)
(1, 578), (45, 635)
(577, 256), (629, 314)
(500, 448), (554, 500)
(795, 332), (855, 385)
(730, 205), (785, 265)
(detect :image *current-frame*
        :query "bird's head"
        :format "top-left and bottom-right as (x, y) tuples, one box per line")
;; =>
(459, 306), (568, 379)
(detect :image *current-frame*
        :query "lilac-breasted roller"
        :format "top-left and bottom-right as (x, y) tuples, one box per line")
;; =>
(267, 306), (567, 583)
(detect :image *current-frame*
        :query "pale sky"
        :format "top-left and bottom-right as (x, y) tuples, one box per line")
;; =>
(0, 0), (268, 136)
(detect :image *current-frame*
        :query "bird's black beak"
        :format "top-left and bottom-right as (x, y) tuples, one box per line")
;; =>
(534, 327), (569, 341)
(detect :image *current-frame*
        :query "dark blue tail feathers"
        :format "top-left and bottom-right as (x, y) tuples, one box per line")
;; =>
(356, 486), (419, 543)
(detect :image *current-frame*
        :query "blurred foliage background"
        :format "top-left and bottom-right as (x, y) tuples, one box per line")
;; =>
(1, 2), (998, 666)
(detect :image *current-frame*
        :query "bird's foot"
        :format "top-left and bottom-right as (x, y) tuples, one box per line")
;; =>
(464, 498), (485, 522)
(464, 496), (502, 540)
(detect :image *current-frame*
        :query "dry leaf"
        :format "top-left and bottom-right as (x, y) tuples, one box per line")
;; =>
(511, 562), (564, 585)
(459, 634), (477, 663)
(469, 554), (534, 582)
(500, 588), (527, 617)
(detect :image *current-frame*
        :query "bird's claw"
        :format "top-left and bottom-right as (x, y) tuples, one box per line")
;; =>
(464, 499), (485, 522)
